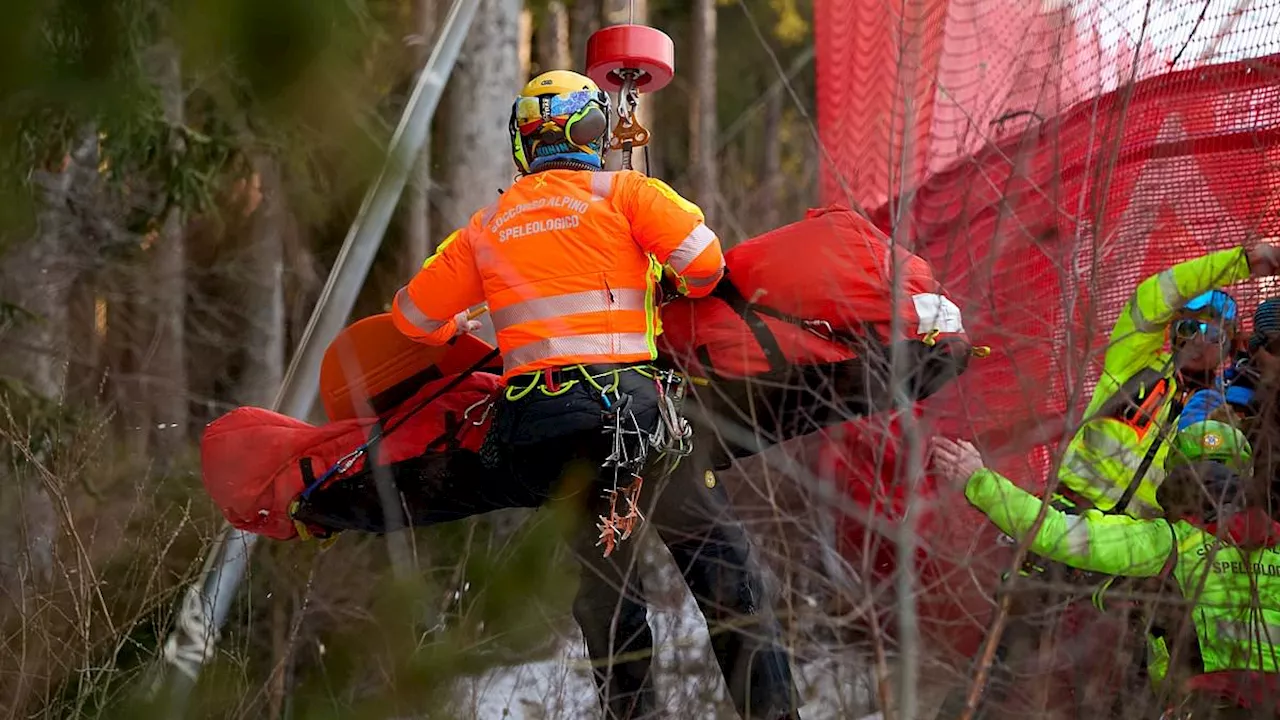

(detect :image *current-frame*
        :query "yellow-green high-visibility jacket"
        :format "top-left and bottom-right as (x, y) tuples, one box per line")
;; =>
(967, 467), (1280, 685)
(1058, 248), (1251, 518)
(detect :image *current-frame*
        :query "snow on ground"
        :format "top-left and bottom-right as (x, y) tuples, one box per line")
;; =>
(453, 538), (878, 719)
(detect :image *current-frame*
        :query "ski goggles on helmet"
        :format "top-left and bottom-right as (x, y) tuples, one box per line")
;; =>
(1173, 290), (1238, 343)
(513, 90), (606, 138)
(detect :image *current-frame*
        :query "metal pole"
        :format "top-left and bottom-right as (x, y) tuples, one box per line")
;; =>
(275, 0), (482, 422)
(151, 0), (483, 711)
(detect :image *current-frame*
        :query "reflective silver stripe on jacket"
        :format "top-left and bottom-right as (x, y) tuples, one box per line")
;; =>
(1131, 270), (1185, 333)
(1061, 452), (1165, 517)
(1080, 425), (1146, 467)
(1063, 516), (1091, 556)
(667, 223), (717, 273)
(590, 171), (617, 202)
(394, 288), (446, 335)
(684, 266), (725, 289)
(1157, 269), (1185, 310)
(490, 289), (648, 331)
(1216, 620), (1280, 644)
(504, 332), (652, 374)
(1061, 454), (1128, 505)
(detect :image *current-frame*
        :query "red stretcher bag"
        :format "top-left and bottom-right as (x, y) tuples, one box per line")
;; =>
(201, 372), (500, 540)
(659, 204), (968, 379)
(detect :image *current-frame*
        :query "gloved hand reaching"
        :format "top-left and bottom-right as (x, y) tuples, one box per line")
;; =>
(453, 309), (483, 336)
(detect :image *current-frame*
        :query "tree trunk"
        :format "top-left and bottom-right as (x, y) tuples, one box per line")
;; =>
(0, 128), (96, 624)
(235, 153), (287, 407)
(147, 211), (187, 461)
(690, 0), (718, 225)
(438, 0), (520, 229)
(146, 39), (189, 464)
(405, 0), (438, 277)
(759, 88), (783, 233)
(437, 0), (520, 340)
(112, 273), (152, 459)
(519, 9), (533, 80)
(0, 132), (95, 399)
(568, 0), (601, 72)
(0, 208), (69, 399)
(534, 2), (571, 73)
(64, 274), (104, 407)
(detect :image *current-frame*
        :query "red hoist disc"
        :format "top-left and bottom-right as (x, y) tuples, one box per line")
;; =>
(585, 24), (674, 169)
(585, 24), (675, 93)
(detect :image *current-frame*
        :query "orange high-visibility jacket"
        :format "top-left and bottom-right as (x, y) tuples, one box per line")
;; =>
(392, 169), (726, 380)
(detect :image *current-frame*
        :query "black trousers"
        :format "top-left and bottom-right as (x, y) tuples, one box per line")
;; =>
(496, 367), (800, 720)
(688, 338), (971, 469)
(295, 366), (801, 719)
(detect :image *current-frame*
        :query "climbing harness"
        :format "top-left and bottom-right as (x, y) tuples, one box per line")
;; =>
(496, 363), (694, 557)
(592, 366), (693, 557)
(596, 367), (693, 557)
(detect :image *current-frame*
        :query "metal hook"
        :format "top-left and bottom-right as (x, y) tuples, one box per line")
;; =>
(610, 69), (649, 170)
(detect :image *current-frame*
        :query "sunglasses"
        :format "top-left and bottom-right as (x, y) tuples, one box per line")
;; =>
(1173, 318), (1232, 343)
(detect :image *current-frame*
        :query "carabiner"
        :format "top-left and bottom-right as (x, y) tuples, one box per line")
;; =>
(464, 395), (495, 426)
(802, 318), (834, 341)
(334, 447), (366, 476)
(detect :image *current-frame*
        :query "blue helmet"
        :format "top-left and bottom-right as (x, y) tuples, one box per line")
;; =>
(1174, 290), (1238, 343)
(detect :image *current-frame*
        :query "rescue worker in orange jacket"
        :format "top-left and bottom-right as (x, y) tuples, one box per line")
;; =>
(391, 70), (800, 720)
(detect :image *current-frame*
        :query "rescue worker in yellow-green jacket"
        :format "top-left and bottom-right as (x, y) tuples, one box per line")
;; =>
(933, 424), (1280, 719)
(1055, 244), (1280, 520)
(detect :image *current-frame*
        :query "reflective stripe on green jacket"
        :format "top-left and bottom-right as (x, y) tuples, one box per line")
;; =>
(1058, 247), (1251, 518)
(966, 467), (1280, 677)
(1169, 521), (1280, 675)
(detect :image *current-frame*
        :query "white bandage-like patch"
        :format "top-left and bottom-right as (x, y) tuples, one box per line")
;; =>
(912, 293), (965, 335)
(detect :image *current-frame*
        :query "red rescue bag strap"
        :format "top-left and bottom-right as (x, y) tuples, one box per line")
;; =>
(296, 347), (501, 503)
(709, 275), (873, 374)
(709, 278), (789, 373)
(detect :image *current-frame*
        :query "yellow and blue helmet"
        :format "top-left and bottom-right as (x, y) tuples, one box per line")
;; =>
(509, 70), (611, 174)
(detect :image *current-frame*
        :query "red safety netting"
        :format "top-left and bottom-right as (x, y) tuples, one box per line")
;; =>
(809, 0), (1280, 672)
(815, 0), (1280, 212)
(888, 54), (1280, 480)
(814, 0), (1280, 485)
